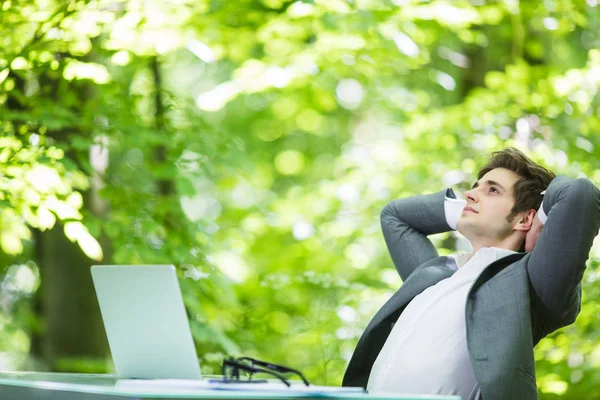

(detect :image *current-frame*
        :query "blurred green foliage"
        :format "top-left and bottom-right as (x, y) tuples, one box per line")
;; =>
(1, 0), (600, 398)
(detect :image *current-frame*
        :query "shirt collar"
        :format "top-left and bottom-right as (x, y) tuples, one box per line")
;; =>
(449, 247), (517, 269)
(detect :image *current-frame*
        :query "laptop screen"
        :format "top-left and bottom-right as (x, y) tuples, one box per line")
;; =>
(91, 265), (202, 380)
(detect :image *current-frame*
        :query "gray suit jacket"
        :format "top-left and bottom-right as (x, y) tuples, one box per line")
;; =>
(342, 176), (600, 400)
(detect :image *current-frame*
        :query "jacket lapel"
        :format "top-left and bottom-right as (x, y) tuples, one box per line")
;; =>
(465, 253), (533, 400)
(342, 256), (454, 387)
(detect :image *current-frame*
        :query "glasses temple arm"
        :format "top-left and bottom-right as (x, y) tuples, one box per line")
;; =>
(224, 359), (292, 387)
(237, 357), (310, 386)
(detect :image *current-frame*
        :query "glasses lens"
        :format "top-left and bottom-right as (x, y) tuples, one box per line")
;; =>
(222, 361), (237, 380)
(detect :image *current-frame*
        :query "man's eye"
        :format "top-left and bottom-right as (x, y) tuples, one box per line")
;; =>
(490, 187), (499, 193)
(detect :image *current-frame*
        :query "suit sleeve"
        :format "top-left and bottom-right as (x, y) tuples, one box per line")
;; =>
(380, 189), (456, 281)
(527, 176), (600, 322)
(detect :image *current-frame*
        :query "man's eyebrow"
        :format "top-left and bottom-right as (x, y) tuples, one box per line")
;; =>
(471, 180), (507, 192)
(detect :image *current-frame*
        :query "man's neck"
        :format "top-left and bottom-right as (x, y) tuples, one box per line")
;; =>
(468, 238), (521, 260)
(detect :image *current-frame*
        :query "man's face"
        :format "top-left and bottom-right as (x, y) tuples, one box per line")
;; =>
(457, 167), (521, 241)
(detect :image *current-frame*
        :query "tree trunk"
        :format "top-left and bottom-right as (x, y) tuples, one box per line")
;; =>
(151, 56), (174, 197)
(36, 218), (111, 372)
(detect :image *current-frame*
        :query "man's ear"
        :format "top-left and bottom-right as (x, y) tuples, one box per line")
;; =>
(514, 209), (536, 232)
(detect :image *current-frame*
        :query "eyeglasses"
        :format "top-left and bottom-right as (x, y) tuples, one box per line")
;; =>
(221, 357), (310, 387)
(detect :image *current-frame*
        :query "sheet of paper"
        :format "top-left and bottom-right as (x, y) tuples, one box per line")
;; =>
(116, 379), (365, 394)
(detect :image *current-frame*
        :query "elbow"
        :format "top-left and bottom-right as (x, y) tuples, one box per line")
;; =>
(560, 287), (582, 326)
(564, 179), (600, 228)
(573, 178), (600, 207)
(561, 304), (580, 326)
(380, 200), (399, 222)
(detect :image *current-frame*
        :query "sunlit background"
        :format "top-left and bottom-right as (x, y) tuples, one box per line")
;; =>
(2, 0), (600, 398)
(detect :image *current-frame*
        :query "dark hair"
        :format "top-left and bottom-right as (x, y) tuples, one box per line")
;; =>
(478, 147), (556, 222)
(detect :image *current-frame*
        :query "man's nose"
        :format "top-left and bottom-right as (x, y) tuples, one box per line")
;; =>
(465, 189), (478, 202)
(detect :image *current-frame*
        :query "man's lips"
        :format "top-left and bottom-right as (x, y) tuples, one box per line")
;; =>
(463, 206), (479, 214)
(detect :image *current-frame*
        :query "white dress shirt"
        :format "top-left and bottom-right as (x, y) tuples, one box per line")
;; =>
(366, 192), (542, 398)
(367, 246), (516, 398)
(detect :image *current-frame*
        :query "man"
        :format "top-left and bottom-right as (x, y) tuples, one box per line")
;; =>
(342, 148), (600, 400)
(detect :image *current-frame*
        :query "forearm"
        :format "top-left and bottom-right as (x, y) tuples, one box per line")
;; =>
(381, 189), (456, 280)
(527, 176), (600, 320)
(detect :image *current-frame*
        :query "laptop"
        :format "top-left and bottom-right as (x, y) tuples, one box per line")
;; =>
(91, 265), (202, 380)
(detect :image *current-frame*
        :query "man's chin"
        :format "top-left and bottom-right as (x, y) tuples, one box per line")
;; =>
(456, 221), (476, 238)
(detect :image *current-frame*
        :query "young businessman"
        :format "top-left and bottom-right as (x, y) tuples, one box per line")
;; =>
(342, 148), (600, 400)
